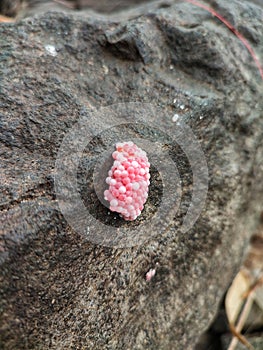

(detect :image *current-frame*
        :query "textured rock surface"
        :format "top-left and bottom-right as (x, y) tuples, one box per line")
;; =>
(0, 0), (263, 349)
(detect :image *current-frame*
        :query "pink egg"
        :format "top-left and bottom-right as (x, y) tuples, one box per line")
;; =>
(122, 177), (130, 185)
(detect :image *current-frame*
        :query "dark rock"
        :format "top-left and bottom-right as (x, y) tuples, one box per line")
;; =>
(0, 0), (21, 17)
(0, 0), (262, 349)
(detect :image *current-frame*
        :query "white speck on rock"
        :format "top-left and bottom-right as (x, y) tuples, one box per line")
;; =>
(45, 44), (57, 57)
(172, 114), (179, 122)
(102, 65), (109, 74)
(180, 104), (185, 110)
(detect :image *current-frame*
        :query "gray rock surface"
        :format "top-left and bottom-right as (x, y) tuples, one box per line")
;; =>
(0, 0), (263, 349)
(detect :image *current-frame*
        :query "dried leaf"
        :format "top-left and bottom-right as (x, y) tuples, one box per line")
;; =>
(243, 228), (263, 277)
(225, 270), (251, 324)
(254, 284), (263, 311)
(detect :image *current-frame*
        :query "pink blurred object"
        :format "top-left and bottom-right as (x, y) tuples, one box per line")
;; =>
(146, 268), (156, 282)
(104, 141), (150, 220)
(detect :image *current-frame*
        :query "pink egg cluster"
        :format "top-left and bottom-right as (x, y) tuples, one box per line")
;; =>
(104, 141), (150, 221)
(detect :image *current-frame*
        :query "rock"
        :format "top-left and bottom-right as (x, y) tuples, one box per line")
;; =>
(0, 0), (153, 18)
(0, 0), (21, 17)
(0, 1), (263, 349)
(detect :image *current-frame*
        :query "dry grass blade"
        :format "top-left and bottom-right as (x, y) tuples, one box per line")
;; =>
(227, 291), (255, 350)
